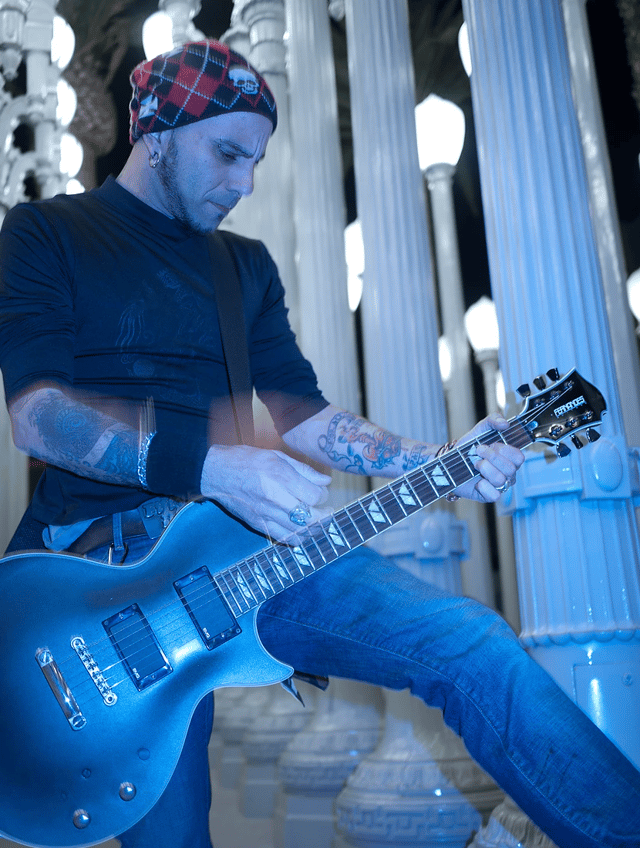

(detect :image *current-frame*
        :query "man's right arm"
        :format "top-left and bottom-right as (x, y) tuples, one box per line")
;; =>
(9, 385), (332, 541)
(9, 386), (141, 487)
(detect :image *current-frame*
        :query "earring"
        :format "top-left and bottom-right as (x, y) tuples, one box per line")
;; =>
(149, 151), (160, 169)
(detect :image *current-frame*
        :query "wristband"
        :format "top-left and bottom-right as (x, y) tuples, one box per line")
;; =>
(137, 431), (155, 489)
(145, 430), (209, 499)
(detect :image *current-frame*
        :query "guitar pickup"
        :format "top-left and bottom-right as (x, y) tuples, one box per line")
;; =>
(174, 567), (241, 650)
(103, 604), (172, 691)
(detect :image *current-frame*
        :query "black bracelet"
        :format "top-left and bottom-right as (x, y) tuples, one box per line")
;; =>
(145, 430), (209, 499)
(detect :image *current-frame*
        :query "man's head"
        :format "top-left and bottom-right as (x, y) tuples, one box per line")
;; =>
(129, 40), (277, 143)
(125, 40), (277, 235)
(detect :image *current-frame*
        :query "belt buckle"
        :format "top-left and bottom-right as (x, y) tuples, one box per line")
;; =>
(139, 498), (180, 538)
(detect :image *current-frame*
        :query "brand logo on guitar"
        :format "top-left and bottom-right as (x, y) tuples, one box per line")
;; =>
(553, 395), (586, 418)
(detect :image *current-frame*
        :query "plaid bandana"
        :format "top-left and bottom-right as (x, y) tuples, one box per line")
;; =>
(129, 40), (278, 143)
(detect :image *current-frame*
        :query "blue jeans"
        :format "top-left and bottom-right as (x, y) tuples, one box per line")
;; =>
(85, 535), (640, 848)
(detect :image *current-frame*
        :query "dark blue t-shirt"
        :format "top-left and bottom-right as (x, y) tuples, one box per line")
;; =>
(0, 177), (327, 524)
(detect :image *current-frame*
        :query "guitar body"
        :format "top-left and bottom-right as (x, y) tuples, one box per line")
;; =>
(0, 501), (292, 848)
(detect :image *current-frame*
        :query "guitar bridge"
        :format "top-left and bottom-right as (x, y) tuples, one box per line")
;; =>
(71, 636), (117, 706)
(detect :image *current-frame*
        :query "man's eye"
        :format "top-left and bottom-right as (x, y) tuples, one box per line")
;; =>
(217, 145), (237, 162)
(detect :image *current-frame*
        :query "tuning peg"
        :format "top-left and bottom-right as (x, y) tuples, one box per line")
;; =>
(517, 383), (531, 398)
(586, 428), (601, 443)
(571, 434), (584, 450)
(533, 375), (546, 390)
(546, 368), (560, 381)
(556, 443), (571, 458)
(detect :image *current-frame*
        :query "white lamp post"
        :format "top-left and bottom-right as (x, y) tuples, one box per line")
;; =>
(464, 295), (500, 414)
(465, 296), (520, 631)
(416, 94), (495, 607)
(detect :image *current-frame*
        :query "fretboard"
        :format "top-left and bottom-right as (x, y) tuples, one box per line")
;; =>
(213, 417), (533, 618)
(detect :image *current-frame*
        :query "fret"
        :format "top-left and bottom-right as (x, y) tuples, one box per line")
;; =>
(247, 556), (277, 598)
(269, 547), (296, 586)
(253, 550), (285, 591)
(455, 446), (477, 477)
(390, 477), (424, 513)
(508, 420), (534, 449)
(238, 561), (267, 603)
(346, 501), (378, 541)
(217, 570), (250, 614)
(361, 493), (390, 529)
(334, 509), (363, 547)
(277, 547), (307, 581)
(290, 544), (319, 576)
(375, 484), (407, 524)
(439, 448), (474, 489)
(422, 458), (456, 494)
(307, 523), (341, 562)
(212, 572), (242, 616)
(300, 532), (331, 567)
(230, 564), (259, 607)
(321, 517), (351, 552)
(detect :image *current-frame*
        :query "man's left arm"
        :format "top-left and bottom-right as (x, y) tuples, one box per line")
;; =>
(282, 403), (524, 505)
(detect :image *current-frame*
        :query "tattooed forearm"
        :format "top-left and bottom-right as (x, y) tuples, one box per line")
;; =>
(318, 411), (403, 474)
(22, 390), (140, 486)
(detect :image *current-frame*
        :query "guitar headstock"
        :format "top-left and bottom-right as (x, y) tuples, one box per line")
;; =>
(516, 368), (607, 457)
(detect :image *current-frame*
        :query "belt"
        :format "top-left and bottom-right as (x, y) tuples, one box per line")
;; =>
(67, 498), (182, 555)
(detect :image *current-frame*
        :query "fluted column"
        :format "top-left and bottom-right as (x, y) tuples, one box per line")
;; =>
(561, 0), (640, 448)
(345, 0), (446, 445)
(285, 0), (365, 508)
(335, 2), (498, 846)
(462, 0), (640, 772)
(223, 0), (298, 332)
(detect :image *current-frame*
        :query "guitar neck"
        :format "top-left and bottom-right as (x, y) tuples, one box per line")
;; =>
(213, 418), (534, 617)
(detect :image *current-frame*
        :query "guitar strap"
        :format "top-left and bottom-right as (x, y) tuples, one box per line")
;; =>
(207, 233), (255, 447)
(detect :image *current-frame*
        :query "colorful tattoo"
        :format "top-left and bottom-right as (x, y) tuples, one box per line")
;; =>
(402, 443), (433, 471)
(318, 412), (402, 473)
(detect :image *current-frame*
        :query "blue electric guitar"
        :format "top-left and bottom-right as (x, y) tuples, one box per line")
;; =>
(0, 369), (606, 847)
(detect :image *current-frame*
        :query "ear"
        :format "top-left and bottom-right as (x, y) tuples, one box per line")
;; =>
(141, 131), (163, 160)
(142, 130), (176, 163)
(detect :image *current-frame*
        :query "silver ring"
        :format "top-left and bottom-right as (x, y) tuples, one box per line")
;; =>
(289, 501), (311, 526)
(496, 480), (511, 494)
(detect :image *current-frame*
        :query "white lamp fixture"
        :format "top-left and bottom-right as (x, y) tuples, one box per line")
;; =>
(458, 22), (472, 77)
(627, 268), (640, 328)
(65, 178), (85, 194)
(142, 11), (174, 59)
(59, 133), (83, 178)
(345, 219), (364, 312)
(438, 336), (452, 384)
(51, 16), (75, 71)
(56, 79), (77, 127)
(464, 295), (500, 353)
(415, 94), (466, 172)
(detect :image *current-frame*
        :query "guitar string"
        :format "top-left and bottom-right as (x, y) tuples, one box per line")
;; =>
(51, 383), (584, 702)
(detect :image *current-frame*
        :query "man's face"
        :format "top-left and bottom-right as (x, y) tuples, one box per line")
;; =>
(152, 111), (273, 234)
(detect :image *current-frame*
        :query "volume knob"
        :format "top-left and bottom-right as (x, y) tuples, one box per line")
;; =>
(73, 810), (91, 829)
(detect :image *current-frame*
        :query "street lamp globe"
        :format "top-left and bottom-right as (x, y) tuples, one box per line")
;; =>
(415, 94), (466, 171)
